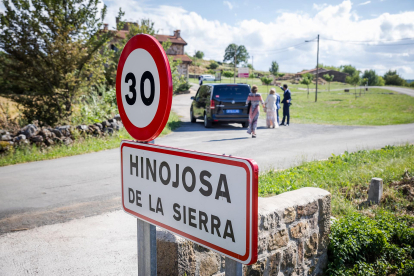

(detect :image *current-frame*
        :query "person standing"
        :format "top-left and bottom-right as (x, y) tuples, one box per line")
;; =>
(199, 75), (203, 86)
(279, 84), (291, 126)
(264, 89), (279, 128)
(246, 85), (265, 138)
(275, 90), (281, 125)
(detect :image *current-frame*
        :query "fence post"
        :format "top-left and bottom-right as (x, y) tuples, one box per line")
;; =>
(225, 257), (243, 276)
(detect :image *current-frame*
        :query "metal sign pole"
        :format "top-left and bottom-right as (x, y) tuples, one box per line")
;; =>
(225, 257), (243, 276)
(137, 140), (157, 276)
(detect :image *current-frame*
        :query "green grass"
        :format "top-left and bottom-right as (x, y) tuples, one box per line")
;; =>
(0, 112), (181, 167)
(259, 88), (414, 125)
(259, 144), (414, 217)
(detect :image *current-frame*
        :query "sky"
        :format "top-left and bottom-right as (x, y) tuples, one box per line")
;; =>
(1, 0), (413, 78)
(98, 0), (414, 78)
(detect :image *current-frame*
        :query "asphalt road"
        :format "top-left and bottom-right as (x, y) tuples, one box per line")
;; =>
(1, 85), (413, 234)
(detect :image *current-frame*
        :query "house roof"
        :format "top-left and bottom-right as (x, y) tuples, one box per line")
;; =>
(173, 55), (192, 63)
(155, 34), (187, 45)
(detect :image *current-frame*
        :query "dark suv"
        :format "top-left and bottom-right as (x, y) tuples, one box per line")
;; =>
(190, 84), (250, 128)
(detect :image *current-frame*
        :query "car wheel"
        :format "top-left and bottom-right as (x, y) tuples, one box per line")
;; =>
(204, 114), (212, 128)
(190, 109), (196, 123)
(241, 122), (249, 128)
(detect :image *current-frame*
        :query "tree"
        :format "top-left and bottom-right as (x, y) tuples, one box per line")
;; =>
(300, 76), (312, 98)
(223, 44), (249, 83)
(0, 0), (116, 125)
(223, 71), (234, 78)
(194, 51), (204, 59)
(377, 76), (385, 86)
(361, 70), (379, 86)
(208, 61), (219, 70)
(340, 65), (357, 76)
(383, 70), (406, 86)
(318, 63), (340, 71)
(260, 77), (272, 91)
(346, 72), (361, 97)
(247, 63), (254, 70)
(102, 17), (156, 87)
(269, 61), (279, 76)
(323, 74), (334, 93)
(278, 73), (285, 78)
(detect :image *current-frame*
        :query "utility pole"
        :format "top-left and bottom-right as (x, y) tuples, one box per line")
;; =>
(315, 34), (320, 102)
(252, 56), (254, 85)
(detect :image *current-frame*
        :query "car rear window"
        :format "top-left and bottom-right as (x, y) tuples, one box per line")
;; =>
(212, 86), (250, 100)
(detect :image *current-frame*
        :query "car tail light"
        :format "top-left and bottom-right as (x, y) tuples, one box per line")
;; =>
(210, 99), (215, 109)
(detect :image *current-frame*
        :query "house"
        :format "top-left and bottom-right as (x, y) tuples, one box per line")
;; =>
(295, 68), (349, 83)
(103, 21), (192, 79)
(154, 30), (192, 79)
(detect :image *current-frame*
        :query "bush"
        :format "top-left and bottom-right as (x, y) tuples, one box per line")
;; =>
(377, 76), (386, 86)
(208, 61), (219, 70)
(223, 71), (234, 78)
(327, 211), (414, 276)
(175, 81), (191, 93)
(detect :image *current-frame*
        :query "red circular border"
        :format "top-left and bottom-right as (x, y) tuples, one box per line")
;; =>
(116, 34), (173, 142)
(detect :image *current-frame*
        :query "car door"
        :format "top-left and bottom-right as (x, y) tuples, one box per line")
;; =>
(193, 86), (206, 118)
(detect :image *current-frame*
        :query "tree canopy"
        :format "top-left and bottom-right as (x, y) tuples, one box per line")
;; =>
(269, 61), (279, 76)
(340, 65), (358, 76)
(361, 70), (379, 86)
(383, 70), (406, 86)
(194, 51), (204, 59)
(0, 0), (116, 125)
(223, 44), (249, 66)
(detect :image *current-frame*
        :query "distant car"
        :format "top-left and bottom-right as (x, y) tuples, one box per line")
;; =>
(190, 84), (250, 128)
(200, 74), (215, 81)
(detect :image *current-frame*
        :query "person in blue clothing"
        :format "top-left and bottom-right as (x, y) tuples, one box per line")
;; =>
(274, 90), (281, 125)
(279, 84), (291, 126)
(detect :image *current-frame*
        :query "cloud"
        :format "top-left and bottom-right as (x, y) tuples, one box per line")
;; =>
(103, 0), (414, 78)
(313, 3), (327, 11)
(223, 1), (233, 10)
(358, 1), (371, 6)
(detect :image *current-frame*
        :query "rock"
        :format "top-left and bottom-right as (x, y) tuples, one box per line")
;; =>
(63, 137), (73, 146)
(13, 134), (26, 143)
(30, 135), (44, 143)
(281, 243), (297, 270)
(51, 129), (62, 138)
(101, 120), (109, 127)
(114, 124), (120, 131)
(297, 201), (318, 218)
(0, 130), (6, 135)
(245, 258), (265, 276)
(268, 229), (289, 250)
(88, 125), (101, 135)
(76, 125), (88, 131)
(114, 114), (121, 121)
(283, 207), (296, 223)
(269, 251), (282, 275)
(94, 123), (103, 130)
(20, 124), (38, 138)
(108, 118), (116, 123)
(1, 134), (12, 141)
(198, 251), (220, 276)
(39, 129), (52, 139)
(104, 127), (114, 135)
(305, 233), (318, 257)
(56, 125), (71, 137)
(53, 137), (62, 144)
(290, 222), (308, 239)
(44, 138), (54, 146)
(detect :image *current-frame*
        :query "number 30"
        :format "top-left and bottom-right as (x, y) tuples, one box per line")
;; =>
(125, 71), (155, 106)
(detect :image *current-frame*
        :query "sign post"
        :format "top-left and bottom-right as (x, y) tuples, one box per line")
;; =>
(117, 34), (258, 275)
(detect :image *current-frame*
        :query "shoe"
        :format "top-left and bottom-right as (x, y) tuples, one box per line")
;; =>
(252, 134), (256, 138)
(286, 124), (289, 126)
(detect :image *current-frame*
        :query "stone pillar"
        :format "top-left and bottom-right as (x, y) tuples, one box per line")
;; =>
(368, 177), (383, 204)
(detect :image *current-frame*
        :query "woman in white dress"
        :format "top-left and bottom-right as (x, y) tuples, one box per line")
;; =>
(264, 89), (279, 128)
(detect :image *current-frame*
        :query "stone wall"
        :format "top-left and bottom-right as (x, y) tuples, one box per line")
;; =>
(156, 187), (331, 276)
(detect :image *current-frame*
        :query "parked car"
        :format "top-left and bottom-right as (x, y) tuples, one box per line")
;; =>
(190, 84), (250, 128)
(201, 74), (215, 81)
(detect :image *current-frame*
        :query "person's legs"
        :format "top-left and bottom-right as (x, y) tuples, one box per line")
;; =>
(281, 104), (287, 125)
(286, 105), (290, 125)
(276, 109), (279, 125)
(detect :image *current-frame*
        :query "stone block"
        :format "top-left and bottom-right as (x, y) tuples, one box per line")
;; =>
(281, 243), (297, 270)
(269, 251), (282, 275)
(290, 222), (308, 239)
(305, 233), (318, 258)
(283, 207), (296, 223)
(368, 177), (383, 204)
(297, 201), (318, 218)
(268, 229), (289, 251)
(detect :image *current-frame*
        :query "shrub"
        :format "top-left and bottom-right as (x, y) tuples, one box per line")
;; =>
(175, 81), (191, 93)
(327, 211), (414, 276)
(223, 71), (234, 78)
(208, 61), (219, 70)
(377, 76), (386, 86)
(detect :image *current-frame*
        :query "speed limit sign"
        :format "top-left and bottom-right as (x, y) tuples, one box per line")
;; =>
(116, 34), (173, 142)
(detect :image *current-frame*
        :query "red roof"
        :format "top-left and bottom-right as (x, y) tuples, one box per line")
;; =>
(155, 34), (187, 45)
(173, 55), (192, 63)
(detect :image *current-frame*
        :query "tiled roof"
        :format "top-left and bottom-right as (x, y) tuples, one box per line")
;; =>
(155, 34), (187, 45)
(172, 55), (192, 63)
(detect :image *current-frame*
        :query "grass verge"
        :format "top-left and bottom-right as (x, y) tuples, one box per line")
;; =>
(259, 144), (414, 217)
(259, 88), (414, 125)
(0, 112), (181, 167)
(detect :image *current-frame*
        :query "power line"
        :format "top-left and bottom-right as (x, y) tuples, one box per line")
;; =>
(323, 37), (414, 43)
(249, 40), (314, 54)
(321, 38), (414, 46)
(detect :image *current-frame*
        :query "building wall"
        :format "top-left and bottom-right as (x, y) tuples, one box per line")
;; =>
(177, 64), (189, 79)
(166, 44), (184, 55)
(316, 70), (348, 83)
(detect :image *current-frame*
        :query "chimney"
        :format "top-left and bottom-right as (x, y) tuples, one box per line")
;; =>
(174, 30), (181, 38)
(103, 23), (108, 31)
